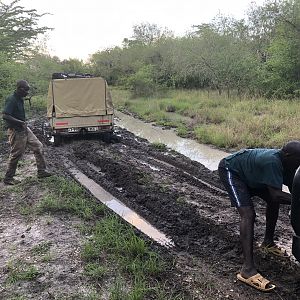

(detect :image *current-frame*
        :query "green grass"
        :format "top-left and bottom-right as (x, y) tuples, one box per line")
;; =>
(0, 119), (5, 141)
(84, 263), (107, 280)
(112, 88), (300, 150)
(109, 277), (148, 300)
(37, 176), (105, 220)
(41, 253), (54, 263)
(81, 216), (168, 298)
(34, 175), (183, 299)
(151, 142), (167, 151)
(8, 296), (27, 300)
(31, 242), (52, 255)
(6, 260), (40, 284)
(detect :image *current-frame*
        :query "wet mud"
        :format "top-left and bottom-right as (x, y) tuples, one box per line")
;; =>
(12, 121), (300, 299)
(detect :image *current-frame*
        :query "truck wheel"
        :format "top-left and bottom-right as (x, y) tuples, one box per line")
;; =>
(101, 132), (113, 143)
(54, 134), (62, 146)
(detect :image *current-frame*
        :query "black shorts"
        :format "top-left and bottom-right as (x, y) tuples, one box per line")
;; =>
(218, 158), (270, 207)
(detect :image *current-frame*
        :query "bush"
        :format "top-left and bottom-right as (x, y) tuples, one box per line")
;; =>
(125, 65), (157, 98)
(0, 52), (24, 102)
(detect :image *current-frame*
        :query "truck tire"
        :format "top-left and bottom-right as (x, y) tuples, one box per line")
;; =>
(54, 134), (62, 146)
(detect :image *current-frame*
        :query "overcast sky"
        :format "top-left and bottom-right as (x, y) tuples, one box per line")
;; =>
(19, 0), (265, 61)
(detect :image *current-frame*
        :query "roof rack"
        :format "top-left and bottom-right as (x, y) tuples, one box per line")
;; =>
(52, 73), (94, 79)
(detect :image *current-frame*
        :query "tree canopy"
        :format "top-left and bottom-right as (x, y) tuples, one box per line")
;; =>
(0, 0), (51, 58)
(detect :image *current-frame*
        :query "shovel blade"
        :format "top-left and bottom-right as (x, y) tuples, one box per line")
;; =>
(292, 235), (300, 262)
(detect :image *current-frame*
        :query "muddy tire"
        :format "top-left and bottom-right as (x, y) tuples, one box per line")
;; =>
(100, 132), (114, 143)
(53, 134), (62, 147)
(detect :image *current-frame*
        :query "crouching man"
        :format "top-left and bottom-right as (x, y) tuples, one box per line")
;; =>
(218, 141), (300, 292)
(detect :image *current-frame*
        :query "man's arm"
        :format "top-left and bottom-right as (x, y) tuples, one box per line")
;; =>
(267, 185), (291, 205)
(2, 113), (26, 128)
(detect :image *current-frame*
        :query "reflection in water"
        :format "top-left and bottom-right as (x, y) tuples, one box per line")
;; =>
(115, 111), (229, 170)
(66, 162), (174, 248)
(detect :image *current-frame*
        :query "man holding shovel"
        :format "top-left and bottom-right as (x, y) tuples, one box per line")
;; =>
(2, 80), (52, 185)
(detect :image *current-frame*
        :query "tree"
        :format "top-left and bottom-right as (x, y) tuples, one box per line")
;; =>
(0, 51), (23, 98)
(61, 58), (89, 74)
(123, 22), (173, 47)
(257, 0), (300, 97)
(0, 0), (50, 58)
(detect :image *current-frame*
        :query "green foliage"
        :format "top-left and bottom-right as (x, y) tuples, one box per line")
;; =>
(0, 0), (51, 59)
(125, 65), (157, 97)
(0, 52), (24, 99)
(88, 1), (300, 99)
(112, 88), (300, 149)
(0, 0), (298, 101)
(257, 0), (300, 98)
(123, 22), (174, 46)
(22, 53), (63, 95)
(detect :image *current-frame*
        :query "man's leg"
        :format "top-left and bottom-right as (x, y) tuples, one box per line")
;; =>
(218, 159), (257, 277)
(26, 127), (51, 178)
(262, 201), (279, 246)
(238, 206), (257, 278)
(26, 127), (46, 171)
(4, 129), (27, 183)
(254, 189), (280, 246)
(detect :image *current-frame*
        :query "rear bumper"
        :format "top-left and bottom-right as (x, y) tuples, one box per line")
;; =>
(53, 125), (114, 136)
(49, 115), (114, 136)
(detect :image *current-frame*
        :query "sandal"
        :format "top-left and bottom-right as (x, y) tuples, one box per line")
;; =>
(237, 273), (275, 292)
(261, 244), (289, 258)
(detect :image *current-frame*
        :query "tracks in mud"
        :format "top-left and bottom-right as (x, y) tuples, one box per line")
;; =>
(44, 128), (300, 300)
(65, 158), (174, 248)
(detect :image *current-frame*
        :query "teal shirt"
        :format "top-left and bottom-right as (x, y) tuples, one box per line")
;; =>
(2, 92), (25, 129)
(225, 149), (283, 189)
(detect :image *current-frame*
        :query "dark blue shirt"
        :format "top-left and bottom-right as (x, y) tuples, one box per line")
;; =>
(225, 149), (284, 189)
(2, 92), (25, 129)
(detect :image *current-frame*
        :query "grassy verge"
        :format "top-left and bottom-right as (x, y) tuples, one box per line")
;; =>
(112, 88), (300, 150)
(4, 175), (186, 299)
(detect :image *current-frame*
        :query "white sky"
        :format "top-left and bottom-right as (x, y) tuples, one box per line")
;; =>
(18, 0), (265, 61)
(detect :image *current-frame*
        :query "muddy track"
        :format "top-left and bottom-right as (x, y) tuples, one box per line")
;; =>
(32, 123), (300, 300)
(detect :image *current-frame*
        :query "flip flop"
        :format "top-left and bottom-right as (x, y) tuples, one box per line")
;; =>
(261, 244), (289, 258)
(237, 273), (276, 292)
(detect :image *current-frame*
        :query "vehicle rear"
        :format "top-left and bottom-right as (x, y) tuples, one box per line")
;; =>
(47, 75), (114, 145)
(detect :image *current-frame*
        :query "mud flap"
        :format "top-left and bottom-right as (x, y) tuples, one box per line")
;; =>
(292, 235), (300, 262)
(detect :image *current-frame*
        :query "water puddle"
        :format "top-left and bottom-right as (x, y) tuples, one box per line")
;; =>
(115, 111), (228, 171)
(65, 161), (174, 248)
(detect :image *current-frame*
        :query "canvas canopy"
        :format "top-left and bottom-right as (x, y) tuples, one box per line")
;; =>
(47, 77), (113, 118)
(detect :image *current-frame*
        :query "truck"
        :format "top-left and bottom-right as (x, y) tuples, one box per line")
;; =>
(46, 73), (114, 146)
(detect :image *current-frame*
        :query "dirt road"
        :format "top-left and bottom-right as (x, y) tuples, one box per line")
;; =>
(1, 119), (300, 299)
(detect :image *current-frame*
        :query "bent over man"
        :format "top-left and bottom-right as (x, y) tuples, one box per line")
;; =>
(2, 80), (52, 185)
(218, 141), (300, 292)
